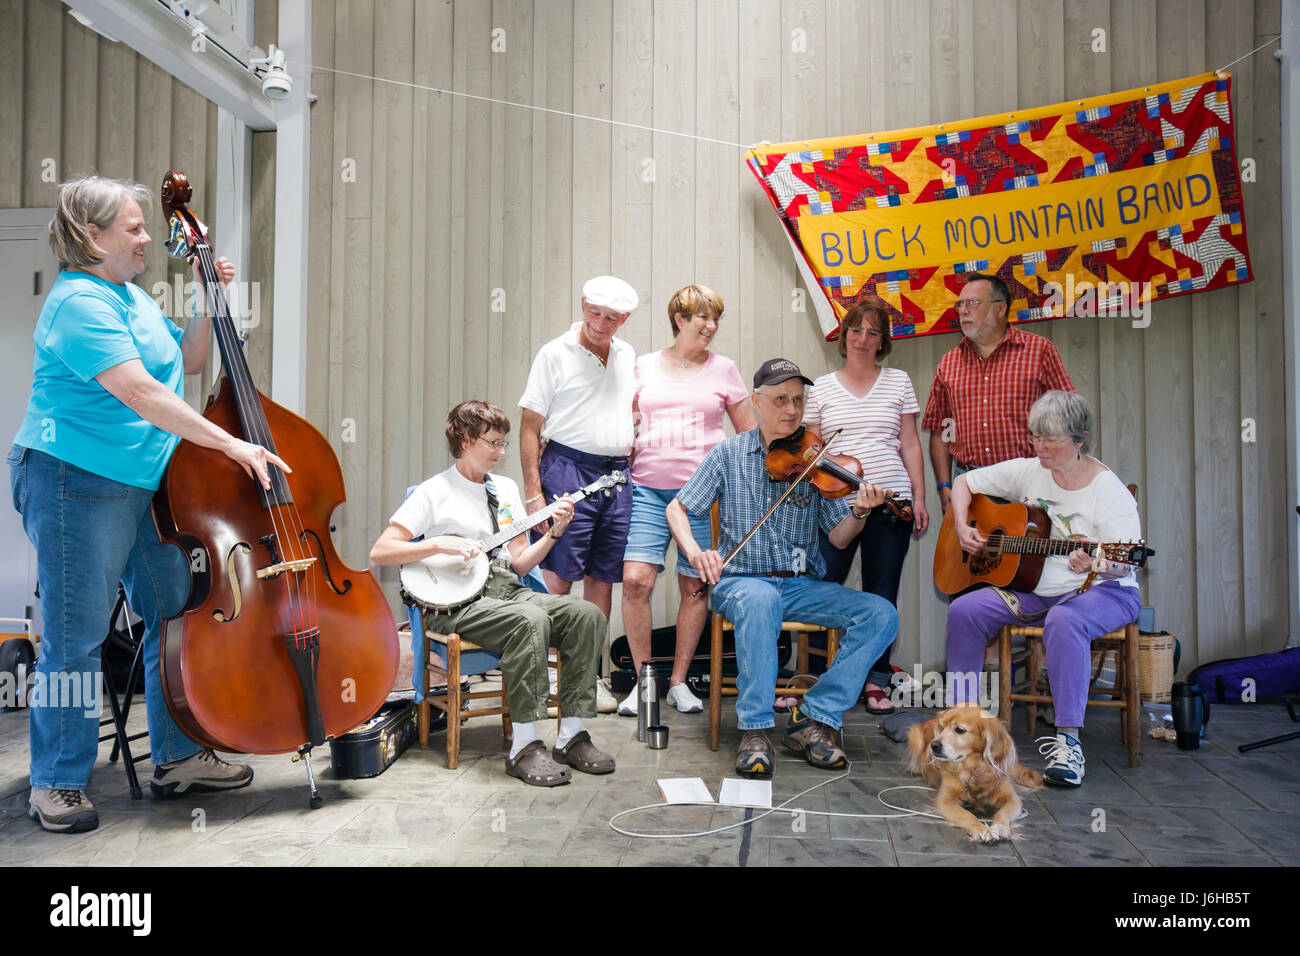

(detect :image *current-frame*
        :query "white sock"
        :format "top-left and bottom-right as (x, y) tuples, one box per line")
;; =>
(508, 722), (538, 760)
(554, 716), (584, 749)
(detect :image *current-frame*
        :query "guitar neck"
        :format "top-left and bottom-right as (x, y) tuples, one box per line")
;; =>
(995, 534), (1098, 557)
(481, 490), (589, 552)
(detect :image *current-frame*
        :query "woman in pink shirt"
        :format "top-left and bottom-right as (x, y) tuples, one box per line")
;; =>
(619, 285), (755, 716)
(804, 297), (930, 714)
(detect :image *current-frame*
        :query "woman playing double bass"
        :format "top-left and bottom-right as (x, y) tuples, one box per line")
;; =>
(10, 177), (287, 833)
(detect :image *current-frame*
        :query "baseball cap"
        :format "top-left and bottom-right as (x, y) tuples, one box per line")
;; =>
(752, 357), (813, 390)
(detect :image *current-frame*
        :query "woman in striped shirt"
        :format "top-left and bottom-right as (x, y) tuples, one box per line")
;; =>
(804, 297), (929, 714)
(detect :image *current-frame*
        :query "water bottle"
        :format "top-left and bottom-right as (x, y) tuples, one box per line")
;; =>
(637, 662), (659, 743)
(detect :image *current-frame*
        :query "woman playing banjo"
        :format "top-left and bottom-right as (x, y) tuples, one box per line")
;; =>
(368, 400), (616, 787)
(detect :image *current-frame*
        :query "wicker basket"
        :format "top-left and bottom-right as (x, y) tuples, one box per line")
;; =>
(1138, 631), (1176, 702)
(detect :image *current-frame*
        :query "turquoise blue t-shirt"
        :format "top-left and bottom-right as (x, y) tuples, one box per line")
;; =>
(14, 270), (185, 491)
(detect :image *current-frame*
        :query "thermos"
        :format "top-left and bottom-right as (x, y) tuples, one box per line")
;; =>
(637, 662), (659, 743)
(1170, 681), (1211, 749)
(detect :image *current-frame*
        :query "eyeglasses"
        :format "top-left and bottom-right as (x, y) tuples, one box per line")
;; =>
(760, 393), (805, 409)
(955, 298), (1003, 312)
(1028, 433), (1072, 448)
(477, 437), (510, 450)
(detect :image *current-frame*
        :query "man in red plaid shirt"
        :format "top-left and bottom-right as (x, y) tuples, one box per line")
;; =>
(922, 274), (1075, 513)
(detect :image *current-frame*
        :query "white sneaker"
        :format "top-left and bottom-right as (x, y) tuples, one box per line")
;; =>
(1037, 732), (1085, 786)
(595, 679), (617, 714)
(666, 682), (703, 714)
(618, 683), (638, 717)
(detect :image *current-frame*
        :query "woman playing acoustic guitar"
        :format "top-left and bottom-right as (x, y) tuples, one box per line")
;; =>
(944, 390), (1141, 787)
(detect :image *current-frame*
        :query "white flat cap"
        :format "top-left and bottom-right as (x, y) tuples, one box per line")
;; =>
(582, 275), (639, 313)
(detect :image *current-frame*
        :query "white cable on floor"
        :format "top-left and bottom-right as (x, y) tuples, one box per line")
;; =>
(607, 762), (944, 839)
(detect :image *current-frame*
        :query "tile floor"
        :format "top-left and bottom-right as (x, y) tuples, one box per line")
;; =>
(1, 690), (1297, 866)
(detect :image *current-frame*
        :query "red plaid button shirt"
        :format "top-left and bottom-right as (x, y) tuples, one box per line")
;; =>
(921, 326), (1075, 468)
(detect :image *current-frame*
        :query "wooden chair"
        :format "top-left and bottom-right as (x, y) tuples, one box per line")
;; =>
(997, 621), (1140, 766)
(706, 503), (841, 751)
(407, 602), (562, 770)
(994, 483), (1143, 767)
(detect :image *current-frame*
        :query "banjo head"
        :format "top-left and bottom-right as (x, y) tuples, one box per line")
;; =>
(399, 536), (492, 613)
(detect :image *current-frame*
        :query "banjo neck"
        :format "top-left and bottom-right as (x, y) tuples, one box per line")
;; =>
(479, 471), (625, 552)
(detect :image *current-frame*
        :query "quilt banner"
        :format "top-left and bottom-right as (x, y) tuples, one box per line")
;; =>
(746, 71), (1253, 340)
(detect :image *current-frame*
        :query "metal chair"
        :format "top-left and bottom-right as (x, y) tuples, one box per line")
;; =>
(98, 586), (151, 798)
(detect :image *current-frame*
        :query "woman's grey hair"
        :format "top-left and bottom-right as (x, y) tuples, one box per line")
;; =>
(48, 176), (153, 270)
(1028, 390), (1093, 454)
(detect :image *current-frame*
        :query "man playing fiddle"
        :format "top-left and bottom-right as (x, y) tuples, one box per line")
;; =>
(666, 359), (899, 775)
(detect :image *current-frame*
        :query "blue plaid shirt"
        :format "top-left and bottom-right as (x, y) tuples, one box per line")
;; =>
(675, 429), (854, 578)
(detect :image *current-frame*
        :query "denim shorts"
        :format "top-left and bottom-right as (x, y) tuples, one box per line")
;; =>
(622, 483), (712, 579)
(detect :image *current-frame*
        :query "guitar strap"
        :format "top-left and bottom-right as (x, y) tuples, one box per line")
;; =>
(991, 588), (1050, 623)
(483, 477), (504, 560)
(992, 577), (1095, 623)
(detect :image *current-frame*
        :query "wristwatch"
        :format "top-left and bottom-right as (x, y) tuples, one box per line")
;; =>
(936, 481), (953, 490)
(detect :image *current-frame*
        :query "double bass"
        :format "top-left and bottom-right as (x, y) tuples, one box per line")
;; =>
(152, 171), (398, 806)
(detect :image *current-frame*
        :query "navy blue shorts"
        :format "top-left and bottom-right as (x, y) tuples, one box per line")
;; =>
(538, 443), (631, 583)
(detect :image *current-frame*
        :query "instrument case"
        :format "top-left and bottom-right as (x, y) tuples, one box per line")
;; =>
(609, 619), (793, 696)
(329, 696), (442, 779)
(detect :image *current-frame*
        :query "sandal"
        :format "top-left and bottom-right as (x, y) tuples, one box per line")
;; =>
(551, 731), (616, 775)
(862, 682), (895, 715)
(505, 740), (571, 787)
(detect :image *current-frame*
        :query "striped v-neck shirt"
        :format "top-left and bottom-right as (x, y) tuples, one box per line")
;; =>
(804, 367), (919, 497)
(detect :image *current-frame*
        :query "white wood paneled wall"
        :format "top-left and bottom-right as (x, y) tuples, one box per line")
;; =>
(3, 0), (1285, 676)
(305, 0), (1287, 674)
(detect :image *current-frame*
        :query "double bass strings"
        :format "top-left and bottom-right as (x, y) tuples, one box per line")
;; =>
(193, 239), (320, 650)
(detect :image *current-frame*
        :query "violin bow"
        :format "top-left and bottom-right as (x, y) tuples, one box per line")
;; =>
(690, 427), (843, 599)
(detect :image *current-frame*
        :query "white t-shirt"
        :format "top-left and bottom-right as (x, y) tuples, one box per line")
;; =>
(964, 457), (1142, 597)
(389, 466), (528, 567)
(517, 322), (636, 456)
(804, 366), (919, 496)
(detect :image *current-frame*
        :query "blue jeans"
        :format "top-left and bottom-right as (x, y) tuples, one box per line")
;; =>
(709, 575), (899, 731)
(9, 446), (201, 789)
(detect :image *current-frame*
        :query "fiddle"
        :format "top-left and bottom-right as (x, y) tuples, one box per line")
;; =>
(766, 427), (914, 523)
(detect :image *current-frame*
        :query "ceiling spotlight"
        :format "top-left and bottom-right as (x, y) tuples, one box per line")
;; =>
(249, 44), (292, 102)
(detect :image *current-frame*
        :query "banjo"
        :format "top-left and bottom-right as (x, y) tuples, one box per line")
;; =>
(399, 470), (628, 613)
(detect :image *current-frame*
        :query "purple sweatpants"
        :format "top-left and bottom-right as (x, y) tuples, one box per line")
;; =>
(945, 582), (1142, 727)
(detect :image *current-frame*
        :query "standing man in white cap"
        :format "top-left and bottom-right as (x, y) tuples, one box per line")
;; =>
(518, 276), (639, 620)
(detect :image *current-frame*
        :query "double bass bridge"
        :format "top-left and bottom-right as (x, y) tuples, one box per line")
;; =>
(256, 557), (318, 580)
(257, 533), (317, 580)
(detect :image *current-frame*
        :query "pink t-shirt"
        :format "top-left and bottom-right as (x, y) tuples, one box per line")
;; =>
(631, 351), (749, 487)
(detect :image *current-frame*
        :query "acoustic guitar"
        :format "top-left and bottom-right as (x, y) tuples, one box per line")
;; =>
(933, 494), (1154, 595)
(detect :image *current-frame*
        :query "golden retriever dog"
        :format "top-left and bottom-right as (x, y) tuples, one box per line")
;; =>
(906, 705), (1043, 843)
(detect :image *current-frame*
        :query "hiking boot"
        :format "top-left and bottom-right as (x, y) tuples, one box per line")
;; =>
(151, 748), (254, 798)
(783, 707), (848, 769)
(1037, 732), (1085, 786)
(735, 729), (775, 776)
(28, 788), (98, 833)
